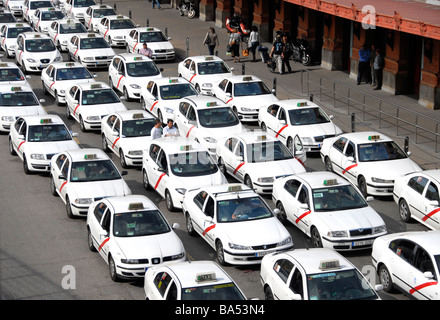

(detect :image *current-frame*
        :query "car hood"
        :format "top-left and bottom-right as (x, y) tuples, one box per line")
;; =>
(230, 94), (279, 109)
(0, 105), (46, 117)
(148, 41), (173, 51)
(120, 136), (153, 150)
(26, 140), (80, 154)
(318, 206), (386, 231)
(172, 171), (227, 190)
(55, 78), (95, 90)
(247, 158), (307, 177)
(361, 158), (422, 179)
(80, 102), (127, 116)
(70, 179), (130, 198)
(80, 47), (115, 56)
(196, 73), (233, 85)
(196, 123), (244, 140)
(287, 122), (343, 138)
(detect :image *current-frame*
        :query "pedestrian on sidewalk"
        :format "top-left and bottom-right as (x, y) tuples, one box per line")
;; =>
(247, 25), (259, 62)
(373, 48), (385, 90)
(152, 0), (161, 9)
(282, 34), (293, 73)
(369, 44), (376, 87)
(203, 27), (219, 56)
(269, 33), (285, 74)
(229, 29), (241, 63)
(357, 44), (370, 85)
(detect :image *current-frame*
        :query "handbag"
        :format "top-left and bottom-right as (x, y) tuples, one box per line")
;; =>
(242, 48), (249, 56)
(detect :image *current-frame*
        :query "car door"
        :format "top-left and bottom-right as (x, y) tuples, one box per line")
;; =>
(201, 195), (216, 247)
(269, 258), (295, 300)
(66, 85), (80, 119)
(190, 190), (208, 236)
(154, 148), (168, 197)
(213, 79), (228, 102)
(229, 139), (245, 182)
(102, 114), (118, 152)
(152, 271), (174, 300)
(11, 117), (26, 156)
(51, 153), (68, 197)
(108, 57), (121, 91)
(175, 102), (195, 138)
(387, 239), (417, 294)
(88, 201), (107, 252)
(114, 60), (126, 93)
(327, 136), (347, 172)
(143, 80), (158, 114)
(48, 21), (57, 42)
(179, 58), (193, 81)
(294, 184), (311, 234)
(0, 25), (7, 48)
(262, 104), (280, 135)
(273, 107), (288, 144)
(126, 29), (136, 52)
(280, 178), (302, 224)
(411, 245), (438, 300)
(405, 175), (429, 224)
(42, 64), (55, 94)
(97, 206), (112, 260)
(422, 181), (440, 229)
(146, 144), (165, 196)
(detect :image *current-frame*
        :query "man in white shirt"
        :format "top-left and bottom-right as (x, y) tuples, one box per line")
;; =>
(151, 119), (162, 139)
(163, 119), (179, 137)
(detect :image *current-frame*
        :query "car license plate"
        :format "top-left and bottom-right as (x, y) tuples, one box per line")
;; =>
(255, 250), (274, 257)
(352, 239), (374, 246)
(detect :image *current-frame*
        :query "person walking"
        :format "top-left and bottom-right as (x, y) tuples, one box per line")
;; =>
(369, 44), (376, 87)
(247, 26), (259, 62)
(152, 0), (161, 9)
(282, 34), (293, 73)
(229, 29), (241, 63)
(373, 48), (385, 90)
(269, 33), (285, 74)
(357, 43), (370, 85)
(139, 42), (153, 58)
(203, 27), (219, 56)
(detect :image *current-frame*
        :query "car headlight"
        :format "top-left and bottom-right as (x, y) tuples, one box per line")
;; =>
(59, 90), (65, 94)
(166, 49), (174, 53)
(121, 258), (141, 264)
(372, 225), (387, 234)
(170, 252), (185, 260)
(54, 57), (62, 62)
(26, 58), (37, 63)
(203, 137), (217, 143)
(277, 236), (292, 247)
(175, 188), (187, 195)
(74, 198), (92, 205)
(302, 137), (313, 143)
(240, 107), (254, 112)
(201, 83), (212, 88)
(62, 41), (68, 45)
(128, 150), (142, 156)
(327, 230), (348, 238)
(86, 116), (100, 121)
(371, 177), (394, 184)
(9, 45), (16, 49)
(1, 116), (15, 122)
(257, 177), (274, 183)
(228, 243), (252, 250)
(130, 84), (141, 89)
(83, 57), (93, 61)
(30, 153), (45, 160)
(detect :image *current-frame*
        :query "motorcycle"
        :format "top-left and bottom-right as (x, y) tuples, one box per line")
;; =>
(291, 38), (312, 66)
(178, 0), (196, 19)
(225, 13), (250, 36)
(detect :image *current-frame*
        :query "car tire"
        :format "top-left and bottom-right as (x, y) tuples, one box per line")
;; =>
(217, 157), (226, 175)
(399, 199), (412, 223)
(276, 202), (288, 225)
(9, 137), (16, 156)
(379, 265), (395, 293)
(66, 105), (72, 119)
(244, 175), (253, 189)
(142, 169), (151, 190)
(79, 116), (86, 132)
(165, 189), (176, 212)
(42, 81), (49, 95)
(311, 227), (323, 248)
(87, 228), (97, 252)
(119, 149), (128, 169)
(186, 213), (197, 236)
(108, 255), (120, 282)
(23, 154), (30, 174)
(123, 87), (131, 102)
(101, 134), (109, 151)
(324, 156), (333, 172)
(66, 196), (74, 219)
(264, 286), (274, 300)
(358, 176), (368, 197)
(50, 175), (58, 197)
(260, 122), (267, 132)
(216, 240), (227, 266)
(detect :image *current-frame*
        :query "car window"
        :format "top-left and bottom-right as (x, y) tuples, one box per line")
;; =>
(149, 144), (160, 162)
(273, 259), (294, 283)
(414, 247), (436, 280)
(153, 272), (173, 297)
(55, 154), (67, 170)
(298, 185), (309, 206)
(333, 137), (347, 153)
(408, 176), (429, 195)
(193, 191), (207, 210)
(94, 202), (107, 223)
(204, 196), (214, 218)
(345, 142), (356, 159)
(426, 182), (439, 202)
(61, 158), (70, 177)
(157, 150), (168, 171)
(389, 239), (416, 264)
(284, 179), (301, 197)
(289, 268), (304, 298)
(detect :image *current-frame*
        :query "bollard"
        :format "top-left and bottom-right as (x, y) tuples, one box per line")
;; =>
(100, 0), (102, 4)
(215, 50), (218, 57)
(129, 10), (132, 19)
(186, 37), (189, 57)
(114, 3), (116, 11)
(241, 63), (245, 75)
(146, 19), (149, 27)
(404, 136), (409, 154)
(351, 113), (355, 132)
(309, 93), (313, 102)
(273, 77), (277, 96)
(165, 27), (168, 38)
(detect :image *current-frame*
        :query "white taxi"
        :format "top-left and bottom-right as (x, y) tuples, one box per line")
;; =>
(49, 148), (132, 218)
(8, 114), (80, 173)
(126, 27), (175, 61)
(0, 84), (46, 132)
(0, 61), (31, 84)
(96, 15), (137, 47)
(142, 137), (227, 212)
(144, 261), (247, 300)
(393, 170), (440, 230)
(65, 81), (127, 131)
(258, 99), (343, 153)
(216, 132), (306, 195)
(177, 55), (234, 96)
(62, 0), (96, 23)
(22, 0), (53, 23)
(183, 184), (293, 266)
(66, 32), (115, 68)
(320, 131), (422, 197)
(108, 53), (162, 101)
(141, 77), (198, 124)
(47, 18), (88, 51)
(30, 7), (64, 33)
(0, 9), (17, 25)
(372, 230), (440, 300)
(212, 75), (278, 123)
(5, 0), (26, 18)
(101, 110), (156, 168)
(86, 195), (186, 282)
(272, 171), (387, 250)
(261, 248), (382, 300)
(84, 4), (116, 32)
(0, 23), (33, 58)
(14, 32), (62, 73)
(41, 61), (95, 105)
(174, 96), (244, 159)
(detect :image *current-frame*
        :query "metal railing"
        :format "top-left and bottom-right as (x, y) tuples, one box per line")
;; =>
(300, 69), (440, 153)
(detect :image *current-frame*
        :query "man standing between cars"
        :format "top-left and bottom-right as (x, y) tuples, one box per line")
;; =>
(163, 119), (179, 137)
(151, 119), (162, 139)
(139, 42), (153, 58)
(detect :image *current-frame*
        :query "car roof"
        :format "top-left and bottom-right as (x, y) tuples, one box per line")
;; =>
(291, 171), (351, 189)
(181, 95), (227, 109)
(106, 15), (131, 21)
(339, 131), (393, 144)
(20, 114), (64, 125)
(112, 109), (154, 121)
(0, 83), (34, 92)
(77, 81), (110, 90)
(20, 32), (51, 39)
(50, 62), (84, 68)
(387, 230), (440, 254)
(0, 61), (21, 68)
(65, 148), (110, 162)
(151, 137), (207, 153)
(231, 131), (278, 144)
(186, 55), (225, 62)
(418, 169), (440, 182)
(152, 77), (190, 86)
(226, 75), (263, 83)
(193, 183), (258, 200)
(104, 195), (159, 213)
(2, 22), (32, 29)
(90, 4), (113, 9)
(134, 27), (162, 32)
(276, 99), (320, 110)
(117, 53), (153, 63)
(36, 7), (61, 12)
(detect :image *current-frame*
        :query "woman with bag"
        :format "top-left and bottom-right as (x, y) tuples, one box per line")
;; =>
(229, 30), (241, 63)
(203, 27), (219, 56)
(247, 26), (259, 62)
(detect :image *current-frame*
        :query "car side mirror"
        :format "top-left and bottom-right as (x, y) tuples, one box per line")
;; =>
(287, 292), (302, 300)
(366, 196), (374, 202)
(299, 203), (309, 209)
(172, 223), (180, 229)
(58, 174), (66, 180)
(329, 115), (334, 120)
(423, 271), (434, 279)
(428, 200), (439, 207)
(279, 119), (286, 125)
(406, 151), (412, 157)
(99, 230), (108, 238)
(347, 156), (355, 162)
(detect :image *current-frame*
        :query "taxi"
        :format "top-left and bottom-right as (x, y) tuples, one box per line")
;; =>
(393, 169), (440, 230)
(66, 32), (115, 68)
(5, 0), (26, 18)
(0, 61), (31, 85)
(216, 132), (306, 195)
(320, 131), (422, 197)
(272, 172), (387, 250)
(142, 137), (227, 212)
(84, 4), (116, 32)
(65, 82), (127, 132)
(108, 53), (163, 101)
(22, 0), (54, 23)
(62, 0), (96, 23)
(144, 261), (247, 300)
(126, 27), (175, 61)
(183, 184), (293, 266)
(49, 148), (132, 218)
(41, 61), (96, 105)
(0, 23), (33, 58)
(101, 110), (156, 168)
(174, 96), (244, 159)
(212, 75), (279, 123)
(8, 114), (80, 173)
(96, 15), (137, 47)
(0, 84), (46, 132)
(47, 18), (88, 51)
(30, 7), (64, 33)
(86, 195), (186, 282)
(141, 77), (197, 124)
(260, 248), (382, 300)
(372, 230), (440, 300)
(14, 32), (62, 73)
(0, 9), (17, 25)
(258, 99), (343, 153)
(177, 55), (234, 96)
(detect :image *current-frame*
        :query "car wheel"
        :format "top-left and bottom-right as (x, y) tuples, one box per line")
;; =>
(142, 169), (151, 190)
(324, 156), (333, 172)
(87, 228), (97, 252)
(264, 286), (274, 300)
(217, 157), (226, 175)
(23, 155), (30, 174)
(109, 77), (114, 89)
(379, 265), (395, 293)
(66, 105), (72, 119)
(9, 138), (16, 156)
(123, 87), (131, 102)
(79, 116), (86, 132)
(108, 255), (120, 282)
(55, 91), (63, 106)
(311, 227), (323, 248)
(399, 199), (411, 223)
(165, 190), (176, 212)
(119, 149), (128, 169)
(261, 122), (267, 132)
(244, 175), (253, 189)
(42, 81), (49, 95)
(66, 196), (74, 219)
(276, 202), (288, 225)
(216, 240), (227, 266)
(186, 213), (197, 236)
(358, 176), (368, 197)
(101, 134), (109, 151)
(50, 175), (58, 196)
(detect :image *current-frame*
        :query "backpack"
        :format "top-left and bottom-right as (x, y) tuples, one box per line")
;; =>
(274, 41), (284, 54)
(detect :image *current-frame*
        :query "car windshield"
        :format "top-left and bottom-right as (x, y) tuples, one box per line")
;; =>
(159, 83), (197, 100)
(121, 118), (155, 137)
(126, 61), (160, 77)
(41, 11), (64, 20)
(110, 19), (135, 30)
(0, 68), (25, 82)
(197, 61), (230, 75)
(81, 88), (120, 105)
(113, 210), (171, 237)
(139, 31), (167, 43)
(56, 67), (92, 80)
(307, 269), (378, 300)
(80, 37), (110, 49)
(0, 14), (16, 23)
(74, 0), (96, 7)
(197, 107), (239, 128)
(70, 159), (120, 182)
(246, 140), (293, 163)
(93, 8), (116, 18)
(0, 92), (39, 106)
(358, 141), (407, 162)
(234, 81), (271, 97)
(59, 22), (87, 34)
(181, 283), (245, 300)
(312, 185), (367, 211)
(7, 27), (33, 38)
(27, 124), (71, 142)
(217, 196), (273, 222)
(169, 151), (218, 177)
(289, 107), (330, 125)
(25, 38), (55, 52)
(30, 1), (52, 10)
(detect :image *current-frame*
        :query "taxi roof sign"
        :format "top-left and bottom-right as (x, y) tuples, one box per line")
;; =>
(169, 78), (178, 83)
(242, 76), (253, 81)
(297, 102), (307, 107)
(319, 259), (341, 270)
(323, 179), (338, 186)
(84, 154), (97, 160)
(368, 135), (380, 141)
(87, 33), (96, 37)
(206, 102), (217, 107)
(65, 62), (75, 67)
(180, 145), (192, 151)
(15, 24), (24, 27)
(0, 63), (8, 67)
(40, 118), (52, 124)
(205, 56), (214, 61)
(132, 113), (144, 119)
(133, 56), (143, 61)
(195, 272), (216, 283)
(256, 135), (267, 141)
(128, 202), (144, 210)
(90, 83), (102, 89)
(145, 27), (154, 31)
(228, 185), (242, 192)
(11, 86), (22, 91)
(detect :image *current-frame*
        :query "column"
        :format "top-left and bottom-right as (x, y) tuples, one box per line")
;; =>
(321, 15), (344, 70)
(419, 38), (440, 109)
(215, 0), (231, 28)
(252, 0), (270, 42)
(199, 0), (215, 21)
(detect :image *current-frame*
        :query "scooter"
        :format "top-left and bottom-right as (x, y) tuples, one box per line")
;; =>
(225, 13), (249, 36)
(178, 0), (196, 19)
(291, 38), (312, 66)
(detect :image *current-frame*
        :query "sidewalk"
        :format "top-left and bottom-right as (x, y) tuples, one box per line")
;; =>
(109, 0), (440, 170)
